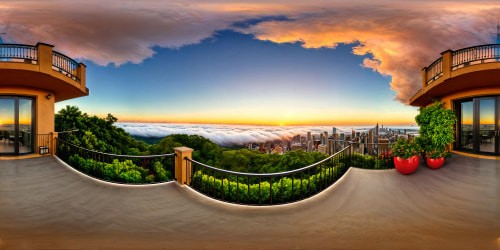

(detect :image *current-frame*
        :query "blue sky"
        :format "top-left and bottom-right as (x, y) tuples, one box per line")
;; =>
(57, 29), (413, 125)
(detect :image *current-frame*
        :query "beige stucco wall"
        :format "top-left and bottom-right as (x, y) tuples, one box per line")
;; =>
(0, 86), (55, 135)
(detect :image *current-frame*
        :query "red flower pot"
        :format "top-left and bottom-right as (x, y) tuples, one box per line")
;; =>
(426, 157), (445, 170)
(393, 155), (419, 175)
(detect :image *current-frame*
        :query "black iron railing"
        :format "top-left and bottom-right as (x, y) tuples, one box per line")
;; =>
(52, 51), (80, 82)
(186, 145), (351, 205)
(56, 138), (175, 184)
(452, 44), (500, 70)
(426, 57), (443, 84)
(0, 44), (37, 63)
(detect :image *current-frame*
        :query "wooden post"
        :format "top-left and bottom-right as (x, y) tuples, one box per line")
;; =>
(174, 147), (193, 185)
(50, 132), (58, 155)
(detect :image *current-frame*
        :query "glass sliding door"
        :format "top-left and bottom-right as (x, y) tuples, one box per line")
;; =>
(18, 98), (33, 154)
(478, 98), (496, 154)
(460, 101), (474, 151)
(0, 96), (34, 155)
(0, 98), (16, 154)
(456, 96), (500, 155)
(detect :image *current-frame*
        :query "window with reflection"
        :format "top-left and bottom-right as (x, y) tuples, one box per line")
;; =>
(460, 101), (473, 151)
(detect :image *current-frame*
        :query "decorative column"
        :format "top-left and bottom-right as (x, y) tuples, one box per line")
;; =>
(441, 50), (453, 79)
(421, 67), (427, 90)
(78, 63), (87, 90)
(174, 147), (193, 185)
(36, 43), (54, 75)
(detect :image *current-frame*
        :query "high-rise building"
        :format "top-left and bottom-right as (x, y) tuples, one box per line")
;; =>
(318, 144), (327, 154)
(328, 139), (334, 155)
(307, 141), (313, 152)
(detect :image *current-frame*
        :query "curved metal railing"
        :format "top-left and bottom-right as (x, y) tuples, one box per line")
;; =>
(426, 57), (443, 84)
(0, 43), (81, 82)
(52, 51), (80, 82)
(186, 145), (351, 205)
(452, 44), (500, 70)
(0, 44), (37, 62)
(55, 138), (176, 184)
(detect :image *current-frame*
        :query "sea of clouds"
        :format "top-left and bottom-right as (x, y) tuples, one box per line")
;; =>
(116, 123), (418, 146)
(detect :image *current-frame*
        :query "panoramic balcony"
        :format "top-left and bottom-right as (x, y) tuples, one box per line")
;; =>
(0, 43), (88, 102)
(410, 44), (500, 106)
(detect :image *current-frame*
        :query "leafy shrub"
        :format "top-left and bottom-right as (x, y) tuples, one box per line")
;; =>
(67, 155), (172, 184)
(391, 139), (420, 159)
(190, 157), (350, 204)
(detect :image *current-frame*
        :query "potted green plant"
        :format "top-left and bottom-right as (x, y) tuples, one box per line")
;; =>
(391, 138), (421, 175)
(415, 102), (456, 170)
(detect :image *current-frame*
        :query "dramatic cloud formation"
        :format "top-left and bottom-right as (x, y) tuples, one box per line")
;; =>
(238, 2), (500, 102)
(1, 1), (499, 101)
(116, 122), (416, 146)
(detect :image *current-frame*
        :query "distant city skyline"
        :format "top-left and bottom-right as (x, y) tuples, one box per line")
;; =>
(1, 1), (499, 125)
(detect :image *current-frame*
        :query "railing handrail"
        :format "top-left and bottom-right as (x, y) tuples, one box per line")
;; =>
(56, 138), (175, 159)
(56, 129), (79, 134)
(0, 43), (38, 48)
(52, 50), (79, 67)
(451, 43), (500, 56)
(187, 145), (351, 177)
(0, 44), (38, 60)
(426, 57), (443, 72)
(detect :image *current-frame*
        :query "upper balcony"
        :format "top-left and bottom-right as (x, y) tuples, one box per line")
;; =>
(409, 44), (500, 106)
(0, 43), (88, 102)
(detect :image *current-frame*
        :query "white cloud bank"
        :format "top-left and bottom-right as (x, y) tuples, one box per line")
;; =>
(116, 122), (416, 146)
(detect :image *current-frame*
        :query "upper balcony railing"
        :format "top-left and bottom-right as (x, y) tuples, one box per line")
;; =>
(52, 51), (80, 82)
(452, 44), (500, 70)
(0, 43), (82, 82)
(0, 44), (38, 63)
(425, 58), (443, 84)
(424, 44), (500, 86)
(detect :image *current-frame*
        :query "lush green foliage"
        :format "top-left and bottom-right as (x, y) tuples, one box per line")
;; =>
(415, 102), (456, 158)
(351, 152), (394, 169)
(67, 154), (172, 183)
(391, 139), (421, 159)
(55, 106), (149, 155)
(218, 149), (328, 173)
(149, 134), (222, 166)
(149, 135), (329, 173)
(191, 157), (349, 204)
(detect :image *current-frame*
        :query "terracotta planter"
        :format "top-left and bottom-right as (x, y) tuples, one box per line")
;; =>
(426, 157), (445, 170)
(393, 155), (419, 175)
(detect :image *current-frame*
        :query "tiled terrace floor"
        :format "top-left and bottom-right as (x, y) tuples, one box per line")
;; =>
(0, 155), (499, 249)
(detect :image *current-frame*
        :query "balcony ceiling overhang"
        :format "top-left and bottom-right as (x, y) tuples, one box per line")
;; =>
(0, 66), (88, 102)
(410, 65), (500, 107)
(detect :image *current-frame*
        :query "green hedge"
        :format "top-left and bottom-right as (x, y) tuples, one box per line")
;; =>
(190, 160), (349, 204)
(67, 154), (172, 183)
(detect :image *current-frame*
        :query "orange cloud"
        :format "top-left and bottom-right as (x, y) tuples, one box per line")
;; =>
(238, 2), (500, 103)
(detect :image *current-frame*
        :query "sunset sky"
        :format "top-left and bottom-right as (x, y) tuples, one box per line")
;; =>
(1, 0), (499, 125)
